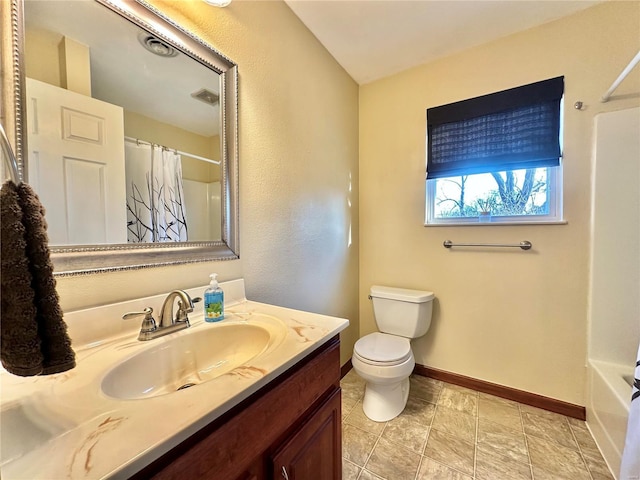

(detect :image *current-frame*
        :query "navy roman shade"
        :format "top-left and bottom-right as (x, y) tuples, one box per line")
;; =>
(427, 76), (564, 179)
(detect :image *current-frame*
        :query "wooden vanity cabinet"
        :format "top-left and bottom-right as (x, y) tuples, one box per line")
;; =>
(133, 336), (342, 480)
(271, 389), (341, 480)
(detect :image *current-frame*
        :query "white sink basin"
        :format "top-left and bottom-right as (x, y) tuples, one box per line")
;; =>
(102, 323), (274, 400)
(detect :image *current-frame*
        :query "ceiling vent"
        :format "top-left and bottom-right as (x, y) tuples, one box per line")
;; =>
(191, 88), (219, 106)
(137, 32), (178, 58)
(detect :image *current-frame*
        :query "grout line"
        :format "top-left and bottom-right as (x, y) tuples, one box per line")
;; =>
(523, 434), (536, 480)
(473, 403), (479, 480)
(343, 458), (362, 480)
(361, 426), (384, 477)
(567, 421), (597, 480)
(582, 420), (617, 478)
(413, 456), (423, 480)
(517, 399), (538, 480)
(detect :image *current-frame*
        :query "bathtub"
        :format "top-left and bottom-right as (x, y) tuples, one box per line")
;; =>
(587, 360), (634, 479)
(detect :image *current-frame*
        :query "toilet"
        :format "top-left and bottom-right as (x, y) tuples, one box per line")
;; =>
(352, 285), (435, 422)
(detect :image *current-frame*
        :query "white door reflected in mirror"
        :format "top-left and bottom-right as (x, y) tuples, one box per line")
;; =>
(26, 78), (127, 245)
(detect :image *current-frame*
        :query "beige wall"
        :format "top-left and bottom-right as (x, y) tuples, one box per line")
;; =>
(25, 27), (63, 87)
(55, 0), (360, 365)
(124, 110), (220, 182)
(359, 1), (640, 405)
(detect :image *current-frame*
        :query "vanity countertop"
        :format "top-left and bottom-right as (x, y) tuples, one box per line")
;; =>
(0, 280), (349, 479)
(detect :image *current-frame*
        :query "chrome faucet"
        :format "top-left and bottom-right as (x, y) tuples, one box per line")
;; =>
(123, 290), (198, 341)
(159, 290), (195, 328)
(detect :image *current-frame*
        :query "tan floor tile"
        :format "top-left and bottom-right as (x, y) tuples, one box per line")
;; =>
(475, 448), (532, 480)
(440, 382), (479, 396)
(583, 452), (614, 480)
(343, 393), (359, 419)
(359, 469), (385, 480)
(568, 418), (602, 459)
(342, 458), (361, 480)
(527, 435), (591, 480)
(479, 391), (521, 408)
(342, 369), (365, 386)
(478, 397), (523, 432)
(522, 411), (578, 450)
(438, 386), (478, 415)
(410, 375), (442, 404)
(416, 457), (473, 480)
(342, 424), (378, 467)
(342, 387), (363, 406)
(342, 372), (365, 404)
(381, 415), (430, 454)
(532, 465), (590, 480)
(341, 371), (610, 480)
(432, 405), (477, 443)
(566, 416), (587, 429)
(402, 394), (438, 425)
(365, 437), (421, 480)
(424, 428), (475, 476)
(477, 417), (528, 464)
(520, 404), (569, 423)
(345, 401), (387, 435)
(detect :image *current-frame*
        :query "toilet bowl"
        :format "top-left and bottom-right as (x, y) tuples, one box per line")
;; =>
(352, 286), (434, 422)
(352, 333), (415, 421)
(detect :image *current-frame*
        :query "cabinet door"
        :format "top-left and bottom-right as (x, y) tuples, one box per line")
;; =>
(272, 389), (341, 480)
(236, 457), (265, 480)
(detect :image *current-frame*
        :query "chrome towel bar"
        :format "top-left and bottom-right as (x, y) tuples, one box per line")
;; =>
(443, 240), (532, 250)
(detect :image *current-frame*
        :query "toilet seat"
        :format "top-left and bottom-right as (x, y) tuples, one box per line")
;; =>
(354, 332), (412, 366)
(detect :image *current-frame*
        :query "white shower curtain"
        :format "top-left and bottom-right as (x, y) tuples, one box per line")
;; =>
(620, 342), (640, 479)
(125, 142), (188, 243)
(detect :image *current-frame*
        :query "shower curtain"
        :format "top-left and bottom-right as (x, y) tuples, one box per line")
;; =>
(125, 142), (188, 243)
(620, 342), (640, 478)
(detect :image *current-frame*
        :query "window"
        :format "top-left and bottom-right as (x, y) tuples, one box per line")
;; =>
(425, 77), (564, 225)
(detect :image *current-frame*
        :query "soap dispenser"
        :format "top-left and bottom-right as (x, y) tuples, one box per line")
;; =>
(204, 273), (224, 322)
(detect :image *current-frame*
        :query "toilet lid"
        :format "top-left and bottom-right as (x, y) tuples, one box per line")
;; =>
(354, 332), (412, 365)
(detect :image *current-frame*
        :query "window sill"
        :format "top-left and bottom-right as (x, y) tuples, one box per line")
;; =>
(424, 220), (568, 227)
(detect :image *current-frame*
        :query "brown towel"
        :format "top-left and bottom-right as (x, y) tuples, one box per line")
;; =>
(17, 182), (75, 374)
(1, 180), (44, 375)
(0, 180), (75, 376)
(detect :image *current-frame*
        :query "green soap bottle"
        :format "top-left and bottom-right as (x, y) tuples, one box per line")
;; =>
(204, 273), (224, 322)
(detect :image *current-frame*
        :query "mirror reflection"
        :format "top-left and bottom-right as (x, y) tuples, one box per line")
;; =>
(24, 0), (222, 246)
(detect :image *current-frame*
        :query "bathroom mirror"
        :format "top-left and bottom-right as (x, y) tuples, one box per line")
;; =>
(0, 0), (239, 275)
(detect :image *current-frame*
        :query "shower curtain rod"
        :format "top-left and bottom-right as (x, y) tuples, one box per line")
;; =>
(601, 50), (640, 103)
(124, 136), (220, 165)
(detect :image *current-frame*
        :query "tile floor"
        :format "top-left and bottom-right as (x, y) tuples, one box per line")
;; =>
(341, 371), (614, 480)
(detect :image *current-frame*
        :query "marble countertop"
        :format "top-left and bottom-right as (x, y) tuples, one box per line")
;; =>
(0, 281), (349, 479)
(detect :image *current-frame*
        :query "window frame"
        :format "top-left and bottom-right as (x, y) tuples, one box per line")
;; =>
(425, 165), (564, 226)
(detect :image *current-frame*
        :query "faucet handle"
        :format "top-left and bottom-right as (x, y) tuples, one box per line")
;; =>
(175, 296), (202, 323)
(175, 293), (196, 323)
(123, 307), (157, 334)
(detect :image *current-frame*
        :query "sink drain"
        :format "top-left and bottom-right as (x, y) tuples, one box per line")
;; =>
(177, 383), (196, 391)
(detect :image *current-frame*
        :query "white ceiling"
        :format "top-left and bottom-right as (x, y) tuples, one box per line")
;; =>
(25, 0), (220, 137)
(285, 0), (603, 85)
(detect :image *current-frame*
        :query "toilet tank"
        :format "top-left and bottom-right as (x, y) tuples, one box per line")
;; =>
(370, 285), (434, 339)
